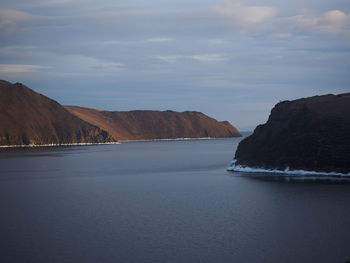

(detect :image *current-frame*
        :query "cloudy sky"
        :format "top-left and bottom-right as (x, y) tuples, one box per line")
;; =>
(0, 0), (349, 130)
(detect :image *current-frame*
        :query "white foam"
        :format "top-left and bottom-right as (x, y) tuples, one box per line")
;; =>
(228, 160), (350, 177)
(0, 142), (120, 148)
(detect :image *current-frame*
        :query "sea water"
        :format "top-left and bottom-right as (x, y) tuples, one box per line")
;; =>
(1, 137), (349, 263)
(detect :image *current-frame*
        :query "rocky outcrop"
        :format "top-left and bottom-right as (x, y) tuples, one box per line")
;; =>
(233, 93), (350, 174)
(65, 106), (242, 141)
(0, 81), (113, 146)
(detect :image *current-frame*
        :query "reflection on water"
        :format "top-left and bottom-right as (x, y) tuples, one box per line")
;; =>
(230, 172), (350, 184)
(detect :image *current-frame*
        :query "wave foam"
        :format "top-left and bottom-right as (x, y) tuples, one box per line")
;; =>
(228, 160), (350, 177)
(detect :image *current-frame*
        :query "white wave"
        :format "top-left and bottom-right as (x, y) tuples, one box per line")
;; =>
(228, 160), (350, 177)
(0, 142), (120, 148)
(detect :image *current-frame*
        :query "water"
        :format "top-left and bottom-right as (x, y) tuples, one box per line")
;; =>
(1, 138), (349, 263)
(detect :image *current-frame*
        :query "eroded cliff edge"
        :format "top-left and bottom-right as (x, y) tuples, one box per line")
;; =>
(233, 93), (350, 174)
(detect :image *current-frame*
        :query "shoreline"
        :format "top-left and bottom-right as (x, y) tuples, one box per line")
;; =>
(0, 142), (120, 149)
(0, 137), (238, 148)
(119, 137), (216, 143)
(228, 160), (350, 177)
(119, 136), (242, 143)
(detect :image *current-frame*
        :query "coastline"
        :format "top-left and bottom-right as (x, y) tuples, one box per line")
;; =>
(119, 137), (215, 143)
(0, 142), (120, 149)
(228, 160), (350, 177)
(0, 137), (234, 148)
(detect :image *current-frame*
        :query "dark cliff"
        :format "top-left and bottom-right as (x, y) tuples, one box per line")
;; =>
(65, 106), (242, 141)
(0, 81), (113, 146)
(234, 93), (350, 174)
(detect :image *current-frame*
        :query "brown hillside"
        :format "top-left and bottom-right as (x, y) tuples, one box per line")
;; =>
(65, 106), (242, 141)
(0, 81), (113, 146)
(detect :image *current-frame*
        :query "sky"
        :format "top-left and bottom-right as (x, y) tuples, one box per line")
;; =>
(0, 0), (349, 130)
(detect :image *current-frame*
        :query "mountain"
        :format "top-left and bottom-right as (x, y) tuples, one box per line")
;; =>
(65, 106), (242, 141)
(0, 81), (113, 146)
(0, 80), (241, 146)
(232, 93), (350, 174)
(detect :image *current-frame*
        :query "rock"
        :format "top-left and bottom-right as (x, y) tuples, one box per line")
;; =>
(233, 93), (350, 174)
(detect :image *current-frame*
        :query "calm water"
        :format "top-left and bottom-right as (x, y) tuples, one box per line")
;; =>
(0, 138), (349, 263)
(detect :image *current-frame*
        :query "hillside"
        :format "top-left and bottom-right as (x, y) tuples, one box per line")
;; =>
(65, 106), (242, 141)
(0, 81), (113, 146)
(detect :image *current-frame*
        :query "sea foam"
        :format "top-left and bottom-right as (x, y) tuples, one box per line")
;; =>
(228, 160), (350, 177)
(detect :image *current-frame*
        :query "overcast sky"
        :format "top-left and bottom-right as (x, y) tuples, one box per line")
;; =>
(0, 0), (349, 130)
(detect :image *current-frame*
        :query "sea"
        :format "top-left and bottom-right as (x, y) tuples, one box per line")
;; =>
(1, 136), (349, 263)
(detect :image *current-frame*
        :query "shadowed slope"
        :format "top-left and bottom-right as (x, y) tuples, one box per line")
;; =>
(65, 106), (242, 141)
(234, 93), (350, 173)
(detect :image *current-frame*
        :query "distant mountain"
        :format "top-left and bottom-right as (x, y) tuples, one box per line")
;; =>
(0, 80), (241, 146)
(0, 81), (113, 146)
(232, 93), (350, 174)
(65, 106), (242, 141)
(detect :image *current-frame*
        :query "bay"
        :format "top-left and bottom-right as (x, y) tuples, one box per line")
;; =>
(1, 138), (349, 263)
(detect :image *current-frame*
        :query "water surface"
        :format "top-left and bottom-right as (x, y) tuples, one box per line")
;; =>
(1, 138), (349, 263)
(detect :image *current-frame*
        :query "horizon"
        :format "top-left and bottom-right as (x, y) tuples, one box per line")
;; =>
(0, 0), (349, 130)
(2, 79), (349, 133)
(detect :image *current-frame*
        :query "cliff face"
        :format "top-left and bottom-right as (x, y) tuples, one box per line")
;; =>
(0, 81), (113, 146)
(65, 106), (242, 141)
(234, 93), (350, 174)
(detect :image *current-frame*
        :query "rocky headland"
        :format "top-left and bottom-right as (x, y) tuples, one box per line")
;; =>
(231, 93), (350, 174)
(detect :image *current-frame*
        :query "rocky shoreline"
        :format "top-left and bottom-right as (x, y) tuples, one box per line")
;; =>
(232, 93), (350, 174)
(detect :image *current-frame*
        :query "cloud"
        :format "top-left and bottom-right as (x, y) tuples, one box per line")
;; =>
(154, 56), (178, 63)
(147, 38), (172, 42)
(86, 9), (166, 25)
(0, 45), (39, 58)
(0, 8), (47, 29)
(54, 55), (125, 75)
(0, 64), (50, 73)
(100, 38), (172, 46)
(292, 9), (350, 33)
(190, 54), (229, 62)
(214, 0), (277, 24)
(155, 54), (228, 63)
(0, 9), (34, 28)
(39, 0), (75, 5)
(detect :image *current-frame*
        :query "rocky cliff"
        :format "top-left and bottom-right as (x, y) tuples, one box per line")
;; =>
(233, 93), (350, 174)
(65, 106), (242, 141)
(0, 81), (113, 146)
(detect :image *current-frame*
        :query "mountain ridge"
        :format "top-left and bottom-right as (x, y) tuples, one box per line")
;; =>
(65, 105), (242, 141)
(0, 81), (241, 146)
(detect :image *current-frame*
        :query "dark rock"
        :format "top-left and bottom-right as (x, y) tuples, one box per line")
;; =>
(234, 93), (350, 174)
